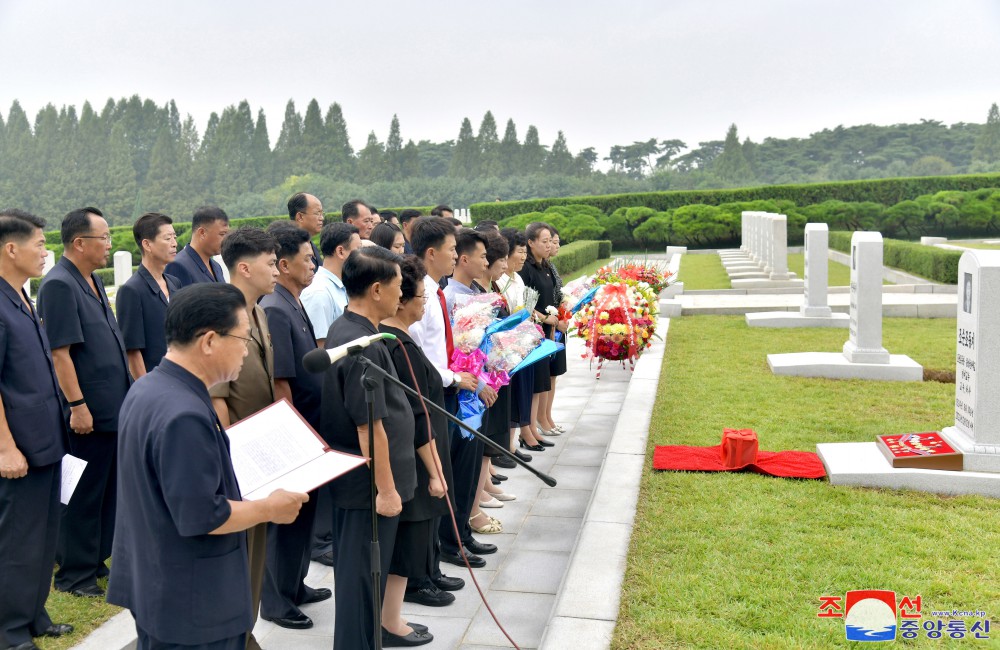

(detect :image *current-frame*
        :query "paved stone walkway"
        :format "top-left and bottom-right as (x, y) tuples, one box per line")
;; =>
(251, 334), (633, 649)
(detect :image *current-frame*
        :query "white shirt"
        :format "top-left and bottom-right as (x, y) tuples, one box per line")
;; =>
(301, 266), (348, 340)
(409, 275), (456, 387)
(497, 272), (526, 311)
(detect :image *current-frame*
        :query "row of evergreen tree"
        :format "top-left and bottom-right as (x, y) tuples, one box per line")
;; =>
(0, 96), (998, 228)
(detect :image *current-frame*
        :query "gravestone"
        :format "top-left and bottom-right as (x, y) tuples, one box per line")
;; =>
(941, 250), (1000, 472)
(113, 250), (133, 287)
(745, 223), (848, 328)
(730, 213), (801, 289)
(802, 223), (832, 317)
(842, 232), (889, 363)
(767, 231), (920, 380)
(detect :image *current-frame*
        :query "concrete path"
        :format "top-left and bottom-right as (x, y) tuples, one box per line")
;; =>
(250, 334), (635, 649)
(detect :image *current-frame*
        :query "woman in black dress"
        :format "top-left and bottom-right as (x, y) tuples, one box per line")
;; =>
(380, 255), (451, 647)
(518, 222), (559, 450)
(542, 228), (568, 435)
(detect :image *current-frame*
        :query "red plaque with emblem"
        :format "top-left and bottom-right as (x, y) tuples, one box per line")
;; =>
(876, 432), (963, 470)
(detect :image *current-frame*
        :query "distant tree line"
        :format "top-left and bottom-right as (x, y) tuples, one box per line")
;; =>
(1, 95), (999, 228)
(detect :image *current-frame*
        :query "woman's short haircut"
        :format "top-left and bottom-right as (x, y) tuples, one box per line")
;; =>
(398, 255), (427, 303)
(484, 231), (510, 266)
(500, 227), (527, 252)
(410, 216), (456, 258)
(342, 246), (402, 299)
(133, 212), (173, 253)
(165, 284), (246, 347)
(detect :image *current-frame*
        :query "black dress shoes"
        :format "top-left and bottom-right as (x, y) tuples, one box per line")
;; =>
(490, 476), (501, 485)
(299, 586), (332, 605)
(262, 612), (313, 629)
(41, 623), (74, 637)
(519, 439), (544, 452)
(382, 627), (433, 647)
(440, 551), (485, 568)
(493, 473), (508, 481)
(465, 538), (497, 555)
(68, 584), (104, 598)
(513, 449), (532, 462)
(433, 574), (465, 591)
(536, 437), (555, 447)
(403, 585), (455, 607)
(491, 454), (516, 469)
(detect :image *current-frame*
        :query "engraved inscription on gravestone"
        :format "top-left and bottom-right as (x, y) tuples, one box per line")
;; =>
(955, 271), (976, 436)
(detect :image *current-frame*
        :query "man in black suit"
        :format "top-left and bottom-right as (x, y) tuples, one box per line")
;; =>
(0, 209), (74, 650)
(116, 213), (181, 378)
(259, 223), (329, 630)
(165, 206), (229, 287)
(37, 207), (132, 598)
(287, 193), (324, 270)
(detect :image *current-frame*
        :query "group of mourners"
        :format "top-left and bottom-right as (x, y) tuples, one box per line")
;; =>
(0, 194), (573, 650)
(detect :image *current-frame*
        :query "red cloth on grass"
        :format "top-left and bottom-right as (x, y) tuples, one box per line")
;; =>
(652, 444), (826, 479)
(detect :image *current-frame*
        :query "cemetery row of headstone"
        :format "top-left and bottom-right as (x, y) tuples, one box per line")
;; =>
(719, 212), (802, 289)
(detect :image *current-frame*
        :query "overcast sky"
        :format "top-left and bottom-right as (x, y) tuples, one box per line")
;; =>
(2, 0), (999, 160)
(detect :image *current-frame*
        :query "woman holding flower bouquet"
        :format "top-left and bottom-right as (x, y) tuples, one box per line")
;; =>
(497, 229), (536, 464)
(544, 229), (568, 436)
(519, 222), (559, 450)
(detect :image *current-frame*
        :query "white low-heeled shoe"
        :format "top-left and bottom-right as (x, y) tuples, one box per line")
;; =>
(492, 492), (516, 501)
(479, 496), (504, 508)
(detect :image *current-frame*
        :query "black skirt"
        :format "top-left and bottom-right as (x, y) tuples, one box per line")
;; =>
(510, 367), (534, 427)
(550, 345), (567, 377)
(389, 518), (435, 578)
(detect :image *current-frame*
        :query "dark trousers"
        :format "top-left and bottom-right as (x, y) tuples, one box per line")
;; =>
(55, 430), (116, 592)
(0, 462), (60, 648)
(331, 506), (399, 650)
(310, 484), (333, 558)
(260, 489), (318, 619)
(136, 623), (246, 650)
(245, 523), (267, 650)
(439, 403), (485, 555)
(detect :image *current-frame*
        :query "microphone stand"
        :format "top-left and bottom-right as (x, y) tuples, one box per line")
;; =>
(355, 354), (558, 487)
(361, 365), (383, 650)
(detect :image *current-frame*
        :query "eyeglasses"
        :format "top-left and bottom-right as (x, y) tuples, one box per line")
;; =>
(78, 234), (112, 243)
(219, 332), (254, 348)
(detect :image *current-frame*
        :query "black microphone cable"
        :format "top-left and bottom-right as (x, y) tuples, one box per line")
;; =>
(392, 340), (523, 650)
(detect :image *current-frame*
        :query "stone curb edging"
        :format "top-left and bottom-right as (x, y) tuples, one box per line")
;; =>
(71, 609), (135, 649)
(539, 316), (671, 649)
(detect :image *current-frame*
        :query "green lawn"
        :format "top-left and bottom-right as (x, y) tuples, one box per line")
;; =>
(561, 256), (612, 283)
(676, 254), (731, 290)
(613, 316), (998, 649)
(37, 576), (120, 650)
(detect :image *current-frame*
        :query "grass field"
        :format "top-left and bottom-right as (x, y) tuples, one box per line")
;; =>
(37, 576), (119, 650)
(676, 254), (731, 290)
(611, 316), (997, 649)
(562, 256), (612, 283)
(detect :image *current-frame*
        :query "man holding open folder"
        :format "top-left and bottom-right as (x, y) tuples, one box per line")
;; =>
(108, 283), (307, 649)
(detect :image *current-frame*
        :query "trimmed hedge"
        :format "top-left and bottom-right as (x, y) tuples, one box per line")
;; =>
(470, 173), (1000, 224)
(598, 240), (613, 258)
(551, 240), (607, 276)
(828, 231), (962, 283)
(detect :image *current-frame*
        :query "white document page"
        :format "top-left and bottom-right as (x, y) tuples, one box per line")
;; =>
(226, 399), (366, 499)
(60, 454), (87, 505)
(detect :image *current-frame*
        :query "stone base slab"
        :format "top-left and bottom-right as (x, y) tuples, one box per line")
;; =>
(661, 281), (684, 298)
(729, 271), (769, 279)
(731, 278), (804, 290)
(746, 311), (850, 328)
(941, 426), (1000, 473)
(767, 351), (923, 381)
(817, 442), (1000, 497)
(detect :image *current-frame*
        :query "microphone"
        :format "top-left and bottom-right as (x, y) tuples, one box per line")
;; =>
(302, 333), (396, 374)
